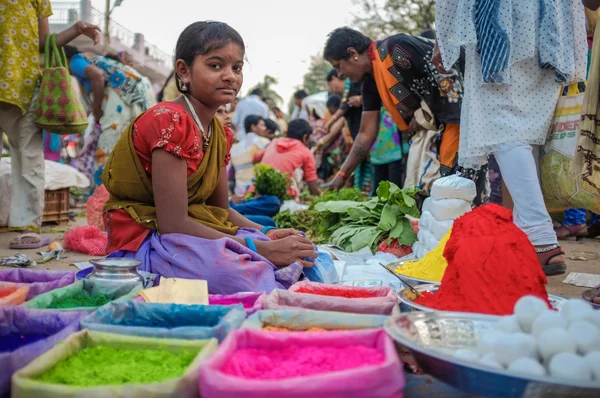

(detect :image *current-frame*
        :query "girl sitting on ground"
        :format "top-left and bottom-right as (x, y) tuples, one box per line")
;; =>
(101, 21), (316, 294)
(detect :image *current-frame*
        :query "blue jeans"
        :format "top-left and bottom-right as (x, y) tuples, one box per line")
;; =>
(564, 208), (600, 226)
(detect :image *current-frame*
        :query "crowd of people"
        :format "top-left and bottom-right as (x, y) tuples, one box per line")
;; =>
(1, 0), (600, 293)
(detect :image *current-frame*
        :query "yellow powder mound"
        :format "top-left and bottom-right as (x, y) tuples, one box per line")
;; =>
(393, 230), (452, 282)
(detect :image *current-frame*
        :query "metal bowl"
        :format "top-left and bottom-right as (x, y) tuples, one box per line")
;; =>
(86, 259), (144, 286)
(398, 283), (567, 313)
(385, 260), (441, 286)
(385, 311), (600, 397)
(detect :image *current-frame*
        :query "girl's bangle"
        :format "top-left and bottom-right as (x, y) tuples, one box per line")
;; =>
(244, 238), (258, 253)
(261, 226), (277, 235)
(338, 170), (349, 179)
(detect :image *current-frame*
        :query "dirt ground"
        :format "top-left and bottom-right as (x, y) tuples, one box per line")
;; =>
(0, 218), (598, 298)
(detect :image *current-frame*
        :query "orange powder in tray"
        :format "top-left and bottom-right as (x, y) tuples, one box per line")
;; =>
(415, 204), (550, 315)
(263, 326), (329, 332)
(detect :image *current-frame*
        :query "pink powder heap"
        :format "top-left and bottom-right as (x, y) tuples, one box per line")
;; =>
(220, 345), (385, 379)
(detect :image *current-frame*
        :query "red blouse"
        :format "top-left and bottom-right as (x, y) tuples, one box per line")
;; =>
(105, 102), (233, 253)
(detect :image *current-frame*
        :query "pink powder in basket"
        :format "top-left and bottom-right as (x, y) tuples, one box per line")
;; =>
(209, 298), (253, 308)
(220, 345), (385, 379)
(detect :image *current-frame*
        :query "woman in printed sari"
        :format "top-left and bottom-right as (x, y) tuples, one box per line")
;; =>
(323, 28), (465, 189)
(63, 46), (156, 187)
(102, 21), (316, 294)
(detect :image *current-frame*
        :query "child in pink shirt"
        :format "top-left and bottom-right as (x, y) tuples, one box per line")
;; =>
(254, 119), (322, 198)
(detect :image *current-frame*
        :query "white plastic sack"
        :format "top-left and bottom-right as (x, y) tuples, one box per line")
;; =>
(279, 200), (309, 214)
(430, 175), (476, 202)
(419, 211), (453, 240)
(411, 241), (426, 260)
(417, 229), (439, 252)
(422, 197), (432, 214)
(428, 198), (472, 221)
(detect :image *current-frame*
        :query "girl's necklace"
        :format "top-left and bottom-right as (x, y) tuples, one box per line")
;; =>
(183, 94), (212, 152)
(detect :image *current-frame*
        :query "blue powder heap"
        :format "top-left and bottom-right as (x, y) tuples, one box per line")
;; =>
(0, 333), (49, 353)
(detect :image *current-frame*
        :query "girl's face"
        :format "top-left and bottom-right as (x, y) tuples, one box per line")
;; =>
(216, 105), (233, 129)
(177, 42), (244, 108)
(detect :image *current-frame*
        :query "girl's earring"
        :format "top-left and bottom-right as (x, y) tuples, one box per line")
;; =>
(180, 81), (188, 91)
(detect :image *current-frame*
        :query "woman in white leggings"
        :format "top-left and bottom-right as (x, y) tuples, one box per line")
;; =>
(434, 0), (588, 275)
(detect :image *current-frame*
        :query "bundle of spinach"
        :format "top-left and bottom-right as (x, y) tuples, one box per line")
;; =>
(273, 209), (321, 242)
(313, 182), (420, 253)
(251, 163), (290, 201)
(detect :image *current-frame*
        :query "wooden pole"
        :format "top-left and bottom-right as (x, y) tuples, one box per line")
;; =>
(104, 0), (110, 51)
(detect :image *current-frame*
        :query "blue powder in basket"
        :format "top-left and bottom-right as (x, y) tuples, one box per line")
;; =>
(0, 333), (49, 353)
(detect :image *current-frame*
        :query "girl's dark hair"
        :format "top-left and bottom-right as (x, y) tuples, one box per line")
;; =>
(174, 21), (245, 94)
(62, 45), (81, 59)
(323, 27), (372, 61)
(327, 95), (342, 109)
(157, 70), (175, 102)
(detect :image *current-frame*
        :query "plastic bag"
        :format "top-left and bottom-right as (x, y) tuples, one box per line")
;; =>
(12, 330), (218, 398)
(417, 228), (439, 252)
(209, 292), (266, 316)
(81, 301), (245, 342)
(265, 282), (397, 315)
(541, 84), (600, 212)
(24, 279), (142, 312)
(198, 328), (404, 398)
(63, 226), (107, 256)
(86, 184), (109, 231)
(0, 283), (29, 306)
(242, 309), (388, 331)
(428, 198), (472, 221)
(0, 307), (84, 396)
(303, 251), (339, 284)
(419, 211), (453, 241)
(430, 175), (477, 202)
(0, 269), (74, 300)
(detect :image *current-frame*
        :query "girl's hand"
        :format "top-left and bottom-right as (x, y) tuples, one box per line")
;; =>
(265, 228), (302, 240)
(256, 236), (316, 267)
(76, 22), (102, 45)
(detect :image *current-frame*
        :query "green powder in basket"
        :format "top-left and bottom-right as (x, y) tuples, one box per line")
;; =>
(48, 291), (113, 308)
(37, 346), (196, 386)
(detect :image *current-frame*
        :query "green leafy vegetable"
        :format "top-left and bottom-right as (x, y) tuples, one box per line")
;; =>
(251, 164), (290, 201)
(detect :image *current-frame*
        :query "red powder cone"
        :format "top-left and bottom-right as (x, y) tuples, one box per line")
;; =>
(415, 204), (550, 315)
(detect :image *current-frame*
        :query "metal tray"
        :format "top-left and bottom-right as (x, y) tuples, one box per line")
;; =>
(384, 260), (441, 286)
(385, 311), (600, 397)
(397, 283), (567, 313)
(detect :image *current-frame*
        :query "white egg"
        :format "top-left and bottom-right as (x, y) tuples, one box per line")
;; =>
(478, 330), (505, 355)
(567, 321), (600, 355)
(538, 328), (577, 362)
(514, 296), (549, 333)
(494, 315), (522, 334)
(560, 299), (594, 324)
(549, 353), (593, 382)
(479, 353), (504, 370)
(494, 333), (536, 366)
(584, 351), (600, 380)
(583, 311), (600, 329)
(453, 348), (480, 363)
(508, 357), (546, 377)
(531, 310), (568, 337)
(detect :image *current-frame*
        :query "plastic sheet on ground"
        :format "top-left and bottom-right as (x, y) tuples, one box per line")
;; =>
(198, 328), (404, 398)
(264, 282), (397, 315)
(0, 307), (85, 396)
(81, 301), (245, 342)
(0, 269), (74, 300)
(12, 330), (218, 398)
(24, 279), (143, 312)
(242, 309), (388, 331)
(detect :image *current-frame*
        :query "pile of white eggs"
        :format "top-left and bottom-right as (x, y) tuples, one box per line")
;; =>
(453, 296), (600, 383)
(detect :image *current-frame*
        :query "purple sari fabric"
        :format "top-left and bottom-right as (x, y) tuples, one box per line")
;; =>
(108, 228), (303, 295)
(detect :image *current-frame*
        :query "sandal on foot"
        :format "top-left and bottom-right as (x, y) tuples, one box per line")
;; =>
(536, 245), (567, 276)
(9, 233), (51, 250)
(555, 224), (588, 241)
